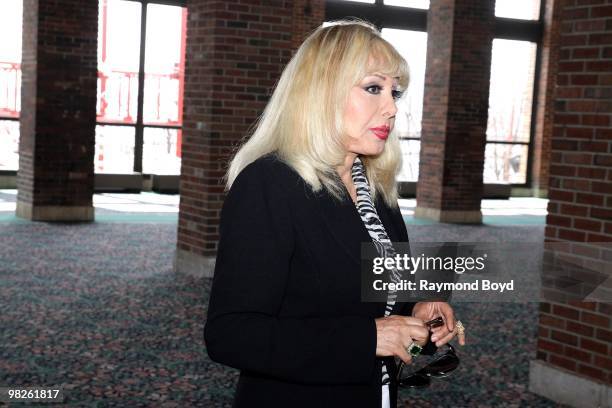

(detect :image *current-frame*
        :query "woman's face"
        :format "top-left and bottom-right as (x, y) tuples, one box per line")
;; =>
(342, 72), (401, 157)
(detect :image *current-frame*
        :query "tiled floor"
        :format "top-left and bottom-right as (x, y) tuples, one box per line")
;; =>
(399, 197), (548, 216)
(398, 197), (548, 225)
(0, 190), (179, 213)
(0, 190), (548, 225)
(0, 190), (181, 223)
(93, 192), (180, 213)
(0, 190), (561, 407)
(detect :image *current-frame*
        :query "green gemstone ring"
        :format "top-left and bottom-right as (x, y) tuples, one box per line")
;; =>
(408, 343), (422, 357)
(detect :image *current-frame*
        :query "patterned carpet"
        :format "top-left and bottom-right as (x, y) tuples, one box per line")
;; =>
(0, 215), (566, 407)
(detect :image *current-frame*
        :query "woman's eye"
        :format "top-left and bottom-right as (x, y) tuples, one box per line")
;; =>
(364, 85), (404, 100)
(365, 85), (382, 94)
(392, 90), (404, 100)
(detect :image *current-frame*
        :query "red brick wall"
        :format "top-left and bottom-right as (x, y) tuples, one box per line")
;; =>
(538, 302), (611, 383)
(537, 0), (612, 385)
(532, 0), (563, 196)
(416, 0), (494, 219)
(17, 0), (38, 206)
(292, 0), (325, 50)
(17, 0), (98, 213)
(177, 0), (324, 262)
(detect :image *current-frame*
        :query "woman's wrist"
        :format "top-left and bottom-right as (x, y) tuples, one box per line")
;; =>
(411, 301), (425, 317)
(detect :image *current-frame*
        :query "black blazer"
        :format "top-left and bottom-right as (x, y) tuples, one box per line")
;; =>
(204, 153), (416, 408)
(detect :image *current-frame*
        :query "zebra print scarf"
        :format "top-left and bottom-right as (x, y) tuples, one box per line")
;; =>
(351, 156), (402, 313)
(351, 156), (403, 391)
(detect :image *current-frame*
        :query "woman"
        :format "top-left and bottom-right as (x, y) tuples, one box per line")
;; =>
(204, 20), (465, 408)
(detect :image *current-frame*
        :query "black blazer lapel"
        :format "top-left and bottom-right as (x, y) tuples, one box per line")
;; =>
(313, 187), (372, 267)
(314, 187), (411, 317)
(374, 195), (412, 316)
(313, 188), (386, 317)
(314, 189), (407, 262)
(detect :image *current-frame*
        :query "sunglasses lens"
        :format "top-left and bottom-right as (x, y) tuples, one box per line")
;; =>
(396, 345), (460, 387)
(420, 353), (459, 378)
(398, 373), (431, 388)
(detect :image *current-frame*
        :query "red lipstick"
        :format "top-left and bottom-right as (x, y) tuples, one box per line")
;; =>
(370, 125), (390, 140)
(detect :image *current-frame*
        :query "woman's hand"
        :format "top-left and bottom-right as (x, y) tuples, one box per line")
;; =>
(412, 301), (466, 347)
(375, 315), (429, 364)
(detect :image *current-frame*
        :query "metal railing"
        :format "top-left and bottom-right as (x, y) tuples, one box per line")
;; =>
(97, 69), (182, 126)
(0, 61), (20, 118)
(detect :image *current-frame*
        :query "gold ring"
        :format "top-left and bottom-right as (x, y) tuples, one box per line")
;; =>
(456, 320), (465, 335)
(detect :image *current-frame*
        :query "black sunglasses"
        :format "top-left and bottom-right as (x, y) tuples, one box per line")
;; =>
(392, 317), (461, 388)
(396, 344), (460, 388)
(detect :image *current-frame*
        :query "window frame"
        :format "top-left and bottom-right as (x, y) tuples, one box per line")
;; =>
(0, 0), (23, 175)
(0, 0), (188, 177)
(325, 0), (544, 188)
(97, 0), (187, 175)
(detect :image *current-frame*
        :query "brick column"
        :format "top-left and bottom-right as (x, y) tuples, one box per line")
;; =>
(292, 0), (325, 50)
(532, 0), (563, 198)
(176, 0), (324, 276)
(17, 0), (98, 221)
(415, 0), (494, 224)
(529, 1), (612, 405)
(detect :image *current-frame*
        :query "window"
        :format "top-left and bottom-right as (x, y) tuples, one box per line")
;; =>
(327, 0), (543, 188)
(95, 125), (135, 174)
(96, 0), (186, 175)
(0, 0), (22, 171)
(381, 29), (427, 181)
(384, 0), (429, 9)
(97, 0), (141, 125)
(143, 3), (185, 127)
(334, 0), (429, 5)
(327, 2), (428, 182)
(495, 0), (540, 20)
(485, 39), (537, 184)
(142, 127), (181, 175)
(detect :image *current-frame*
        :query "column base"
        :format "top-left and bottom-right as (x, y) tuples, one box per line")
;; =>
(533, 188), (549, 199)
(529, 359), (611, 408)
(174, 248), (216, 278)
(16, 201), (94, 221)
(414, 206), (482, 224)
(0, 174), (16, 189)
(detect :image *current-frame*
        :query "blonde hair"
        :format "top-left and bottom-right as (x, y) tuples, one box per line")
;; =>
(225, 19), (409, 207)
